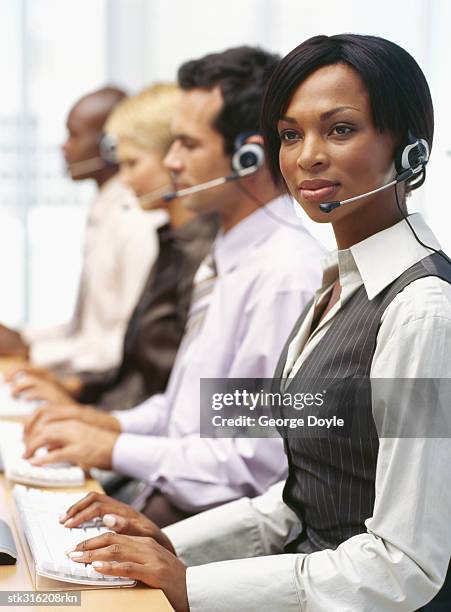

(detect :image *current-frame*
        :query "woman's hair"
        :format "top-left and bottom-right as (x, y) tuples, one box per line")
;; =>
(105, 83), (180, 155)
(261, 34), (434, 192)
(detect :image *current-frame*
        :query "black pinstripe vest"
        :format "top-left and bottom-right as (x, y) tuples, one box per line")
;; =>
(273, 251), (451, 555)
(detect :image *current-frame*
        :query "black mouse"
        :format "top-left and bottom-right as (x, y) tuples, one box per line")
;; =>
(0, 519), (17, 565)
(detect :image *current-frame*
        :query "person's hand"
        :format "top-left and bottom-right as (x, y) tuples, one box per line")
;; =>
(4, 365), (84, 399)
(24, 403), (121, 438)
(23, 421), (119, 470)
(5, 363), (59, 385)
(59, 491), (175, 553)
(0, 324), (29, 358)
(67, 533), (188, 612)
(10, 374), (75, 404)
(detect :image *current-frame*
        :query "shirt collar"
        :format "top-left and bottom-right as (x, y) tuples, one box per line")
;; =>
(323, 213), (440, 300)
(350, 213), (441, 299)
(213, 195), (294, 275)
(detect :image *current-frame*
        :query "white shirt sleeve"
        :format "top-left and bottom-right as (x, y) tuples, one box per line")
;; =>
(185, 277), (451, 611)
(165, 481), (297, 565)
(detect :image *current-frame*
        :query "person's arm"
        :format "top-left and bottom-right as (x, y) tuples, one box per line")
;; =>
(184, 279), (451, 611)
(0, 324), (29, 358)
(112, 392), (169, 436)
(22, 393), (170, 468)
(112, 282), (311, 505)
(56, 482), (294, 562)
(164, 481), (297, 566)
(59, 482), (296, 611)
(113, 432), (287, 508)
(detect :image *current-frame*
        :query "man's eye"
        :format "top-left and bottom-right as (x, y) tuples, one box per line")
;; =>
(180, 140), (198, 150)
(279, 130), (299, 142)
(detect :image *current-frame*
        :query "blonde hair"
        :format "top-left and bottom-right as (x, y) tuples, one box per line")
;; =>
(105, 83), (180, 155)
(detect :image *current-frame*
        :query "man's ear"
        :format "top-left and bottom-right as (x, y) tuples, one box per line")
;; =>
(245, 134), (264, 147)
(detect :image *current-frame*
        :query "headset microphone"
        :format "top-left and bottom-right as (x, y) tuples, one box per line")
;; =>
(319, 135), (429, 213)
(319, 168), (415, 213)
(162, 165), (258, 202)
(67, 157), (109, 175)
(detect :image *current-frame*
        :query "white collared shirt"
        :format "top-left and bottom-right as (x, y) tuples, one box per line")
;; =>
(166, 214), (451, 611)
(112, 196), (326, 511)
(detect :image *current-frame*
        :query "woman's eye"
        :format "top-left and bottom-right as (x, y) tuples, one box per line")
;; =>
(331, 125), (353, 136)
(279, 130), (299, 142)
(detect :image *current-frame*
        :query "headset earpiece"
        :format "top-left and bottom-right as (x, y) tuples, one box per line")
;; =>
(232, 143), (265, 173)
(394, 131), (430, 176)
(231, 132), (265, 174)
(99, 133), (118, 165)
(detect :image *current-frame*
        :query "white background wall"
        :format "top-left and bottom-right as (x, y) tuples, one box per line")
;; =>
(0, 0), (450, 326)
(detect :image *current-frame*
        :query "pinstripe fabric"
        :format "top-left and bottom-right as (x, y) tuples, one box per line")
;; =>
(273, 251), (451, 554)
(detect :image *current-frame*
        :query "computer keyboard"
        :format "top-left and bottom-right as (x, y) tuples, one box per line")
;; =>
(13, 485), (136, 587)
(0, 376), (42, 418)
(0, 420), (85, 487)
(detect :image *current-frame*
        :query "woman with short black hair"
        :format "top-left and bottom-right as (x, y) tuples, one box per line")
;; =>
(175, 33), (450, 611)
(53, 35), (451, 611)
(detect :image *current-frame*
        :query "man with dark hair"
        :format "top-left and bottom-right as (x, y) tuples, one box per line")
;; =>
(0, 87), (161, 373)
(24, 47), (325, 527)
(178, 46), (279, 155)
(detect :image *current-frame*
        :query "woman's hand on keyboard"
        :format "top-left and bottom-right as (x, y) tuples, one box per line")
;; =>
(22, 420), (120, 470)
(60, 491), (176, 554)
(24, 404), (121, 439)
(67, 532), (189, 612)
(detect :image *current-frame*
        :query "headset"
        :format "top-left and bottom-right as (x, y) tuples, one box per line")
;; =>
(231, 132), (265, 174)
(319, 132), (450, 264)
(229, 133), (308, 230)
(139, 132), (265, 209)
(319, 132), (429, 213)
(66, 133), (118, 177)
